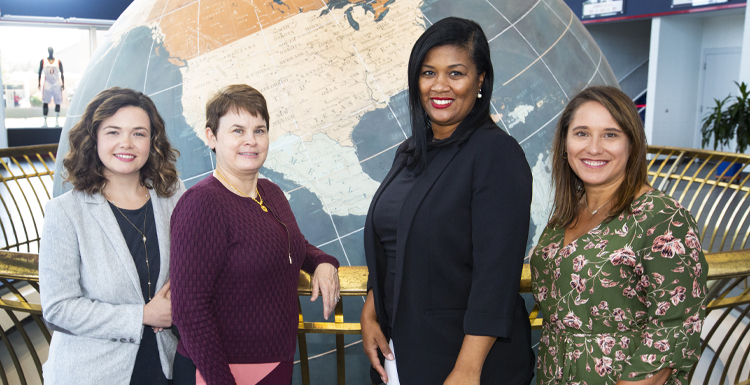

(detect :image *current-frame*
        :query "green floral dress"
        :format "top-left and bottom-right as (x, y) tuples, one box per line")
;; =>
(530, 189), (708, 385)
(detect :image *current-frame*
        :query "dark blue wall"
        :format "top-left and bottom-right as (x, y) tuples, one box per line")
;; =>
(0, 0), (134, 20)
(563, 0), (746, 22)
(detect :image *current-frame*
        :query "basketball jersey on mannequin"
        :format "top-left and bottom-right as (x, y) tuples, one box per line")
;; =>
(43, 59), (61, 87)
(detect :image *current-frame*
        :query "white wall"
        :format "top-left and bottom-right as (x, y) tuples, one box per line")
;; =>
(645, 10), (746, 150)
(702, 13), (745, 49)
(586, 20), (651, 76)
(695, 13), (745, 149)
(0, 56), (6, 149)
(740, 7), (750, 83)
(645, 17), (704, 148)
(586, 19), (651, 99)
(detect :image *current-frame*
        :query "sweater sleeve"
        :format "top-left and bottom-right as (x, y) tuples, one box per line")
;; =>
(301, 240), (340, 275)
(39, 198), (144, 343)
(265, 181), (340, 275)
(464, 132), (532, 338)
(170, 190), (235, 385)
(619, 205), (707, 382)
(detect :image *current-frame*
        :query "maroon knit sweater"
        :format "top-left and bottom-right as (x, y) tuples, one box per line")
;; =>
(170, 176), (339, 385)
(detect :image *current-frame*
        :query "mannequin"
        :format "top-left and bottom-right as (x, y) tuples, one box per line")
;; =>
(38, 47), (64, 127)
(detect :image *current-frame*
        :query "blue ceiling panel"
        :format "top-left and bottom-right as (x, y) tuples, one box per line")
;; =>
(0, 0), (134, 20)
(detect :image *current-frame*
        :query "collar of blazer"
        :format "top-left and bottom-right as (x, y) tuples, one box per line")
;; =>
(82, 187), (170, 302)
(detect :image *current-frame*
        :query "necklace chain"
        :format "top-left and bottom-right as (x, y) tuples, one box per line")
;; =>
(214, 170), (292, 264)
(585, 194), (613, 215)
(107, 191), (153, 300)
(214, 169), (268, 212)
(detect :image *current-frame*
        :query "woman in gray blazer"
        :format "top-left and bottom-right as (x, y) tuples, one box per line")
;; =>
(39, 87), (185, 385)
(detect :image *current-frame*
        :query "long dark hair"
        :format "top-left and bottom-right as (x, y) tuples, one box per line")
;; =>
(405, 17), (495, 172)
(548, 86), (649, 227)
(63, 87), (180, 197)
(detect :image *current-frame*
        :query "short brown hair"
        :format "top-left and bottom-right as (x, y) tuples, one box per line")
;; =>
(548, 86), (649, 227)
(205, 84), (269, 152)
(63, 87), (180, 197)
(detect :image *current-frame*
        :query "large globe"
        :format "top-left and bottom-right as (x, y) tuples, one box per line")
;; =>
(52, 0), (617, 383)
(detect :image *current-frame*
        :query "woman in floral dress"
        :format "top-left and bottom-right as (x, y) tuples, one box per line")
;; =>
(530, 86), (707, 385)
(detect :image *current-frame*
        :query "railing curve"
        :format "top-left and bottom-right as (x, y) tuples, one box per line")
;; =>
(0, 145), (57, 254)
(0, 145), (748, 384)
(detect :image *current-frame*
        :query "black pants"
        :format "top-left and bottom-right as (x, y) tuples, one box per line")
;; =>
(172, 352), (197, 385)
(130, 329), (169, 385)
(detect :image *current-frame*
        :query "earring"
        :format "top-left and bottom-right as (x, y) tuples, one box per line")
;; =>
(563, 151), (567, 159)
(477, 89), (482, 99)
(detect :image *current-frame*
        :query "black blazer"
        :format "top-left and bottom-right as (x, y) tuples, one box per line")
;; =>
(364, 120), (535, 384)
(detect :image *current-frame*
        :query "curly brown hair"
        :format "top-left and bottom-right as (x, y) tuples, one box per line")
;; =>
(548, 86), (649, 228)
(62, 87), (180, 197)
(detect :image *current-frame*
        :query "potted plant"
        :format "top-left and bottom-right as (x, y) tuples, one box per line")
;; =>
(701, 81), (750, 178)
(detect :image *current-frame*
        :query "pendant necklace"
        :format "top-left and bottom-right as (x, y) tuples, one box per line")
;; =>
(214, 170), (292, 264)
(214, 169), (268, 212)
(108, 191), (153, 300)
(585, 194), (613, 215)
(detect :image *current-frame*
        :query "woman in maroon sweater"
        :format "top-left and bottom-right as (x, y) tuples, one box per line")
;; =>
(170, 84), (340, 385)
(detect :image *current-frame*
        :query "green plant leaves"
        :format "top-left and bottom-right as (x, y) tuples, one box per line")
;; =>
(701, 82), (750, 153)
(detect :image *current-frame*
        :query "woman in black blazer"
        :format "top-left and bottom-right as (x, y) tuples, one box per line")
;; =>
(360, 17), (535, 385)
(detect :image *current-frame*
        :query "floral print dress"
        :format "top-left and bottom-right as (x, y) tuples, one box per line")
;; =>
(530, 189), (707, 385)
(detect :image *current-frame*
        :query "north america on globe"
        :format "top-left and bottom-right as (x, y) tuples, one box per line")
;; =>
(52, 1), (616, 381)
(55, 0), (616, 262)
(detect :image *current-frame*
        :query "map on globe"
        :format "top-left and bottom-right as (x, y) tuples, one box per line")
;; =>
(54, 0), (617, 263)
(52, 1), (617, 381)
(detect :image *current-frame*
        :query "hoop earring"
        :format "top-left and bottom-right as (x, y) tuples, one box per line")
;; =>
(477, 89), (482, 99)
(563, 151), (568, 159)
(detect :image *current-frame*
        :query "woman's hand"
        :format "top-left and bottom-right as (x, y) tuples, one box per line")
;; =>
(311, 263), (340, 320)
(143, 281), (172, 328)
(443, 335), (495, 385)
(362, 290), (392, 384)
(443, 368), (480, 385)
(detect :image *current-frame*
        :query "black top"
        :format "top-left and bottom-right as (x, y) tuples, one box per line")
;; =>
(109, 199), (167, 385)
(372, 166), (417, 327)
(110, 200), (160, 301)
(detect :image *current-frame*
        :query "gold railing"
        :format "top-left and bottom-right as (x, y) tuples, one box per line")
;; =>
(647, 145), (750, 253)
(0, 144), (749, 384)
(0, 251), (746, 385)
(0, 251), (48, 385)
(297, 267), (368, 385)
(0, 145), (57, 253)
(695, 250), (750, 385)
(646, 146), (750, 384)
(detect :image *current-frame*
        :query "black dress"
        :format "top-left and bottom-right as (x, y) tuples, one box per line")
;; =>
(109, 200), (168, 385)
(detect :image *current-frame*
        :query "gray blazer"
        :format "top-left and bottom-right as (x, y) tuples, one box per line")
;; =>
(39, 182), (185, 385)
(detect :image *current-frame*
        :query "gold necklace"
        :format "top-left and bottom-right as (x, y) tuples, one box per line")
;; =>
(214, 170), (291, 265)
(108, 192), (153, 300)
(585, 193), (613, 215)
(214, 169), (268, 212)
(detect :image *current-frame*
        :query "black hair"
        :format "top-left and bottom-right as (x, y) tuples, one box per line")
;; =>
(405, 17), (494, 172)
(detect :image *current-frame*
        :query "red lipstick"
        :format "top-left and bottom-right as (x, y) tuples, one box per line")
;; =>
(431, 97), (453, 109)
